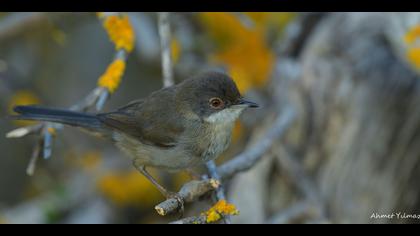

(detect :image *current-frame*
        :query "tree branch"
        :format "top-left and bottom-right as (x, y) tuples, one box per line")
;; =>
(218, 106), (296, 180)
(154, 179), (220, 216)
(206, 161), (231, 224)
(158, 12), (174, 87)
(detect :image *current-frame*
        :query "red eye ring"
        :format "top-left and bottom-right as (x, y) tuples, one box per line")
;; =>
(209, 97), (224, 109)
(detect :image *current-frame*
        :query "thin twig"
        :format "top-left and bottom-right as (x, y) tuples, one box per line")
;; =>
(158, 12), (174, 87)
(206, 161), (231, 224)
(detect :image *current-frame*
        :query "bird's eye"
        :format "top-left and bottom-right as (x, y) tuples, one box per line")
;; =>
(209, 97), (224, 109)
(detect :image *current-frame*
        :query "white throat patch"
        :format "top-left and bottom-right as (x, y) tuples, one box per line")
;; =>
(204, 107), (245, 124)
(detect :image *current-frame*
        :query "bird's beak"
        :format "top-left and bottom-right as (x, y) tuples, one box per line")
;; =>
(236, 98), (259, 108)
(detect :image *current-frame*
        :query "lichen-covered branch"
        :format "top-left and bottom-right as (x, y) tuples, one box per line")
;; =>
(5, 12), (135, 175)
(206, 161), (231, 224)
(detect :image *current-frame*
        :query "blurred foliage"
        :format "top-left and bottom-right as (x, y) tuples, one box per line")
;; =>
(198, 12), (294, 93)
(405, 24), (420, 69)
(97, 170), (164, 208)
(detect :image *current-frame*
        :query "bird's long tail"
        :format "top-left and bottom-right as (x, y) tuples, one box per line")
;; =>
(11, 105), (104, 130)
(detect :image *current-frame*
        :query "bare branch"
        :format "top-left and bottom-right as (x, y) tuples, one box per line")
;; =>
(218, 106), (297, 180)
(6, 123), (43, 138)
(158, 12), (174, 87)
(155, 179), (220, 216)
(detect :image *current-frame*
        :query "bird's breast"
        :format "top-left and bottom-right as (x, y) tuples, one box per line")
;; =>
(199, 120), (235, 162)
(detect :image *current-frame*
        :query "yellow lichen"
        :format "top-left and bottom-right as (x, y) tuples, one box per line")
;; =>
(97, 170), (163, 207)
(47, 127), (57, 136)
(204, 200), (239, 223)
(9, 90), (41, 126)
(171, 38), (181, 64)
(97, 59), (126, 93)
(404, 25), (420, 45)
(103, 15), (135, 53)
(407, 47), (420, 68)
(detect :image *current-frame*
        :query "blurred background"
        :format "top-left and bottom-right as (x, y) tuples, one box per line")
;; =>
(1, 12), (420, 224)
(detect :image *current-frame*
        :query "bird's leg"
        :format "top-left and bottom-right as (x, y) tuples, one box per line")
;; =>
(133, 163), (184, 214)
(186, 168), (202, 180)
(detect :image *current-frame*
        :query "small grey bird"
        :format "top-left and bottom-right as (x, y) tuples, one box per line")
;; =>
(11, 71), (258, 200)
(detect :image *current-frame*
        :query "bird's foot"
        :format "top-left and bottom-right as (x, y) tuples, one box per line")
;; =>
(165, 191), (185, 218)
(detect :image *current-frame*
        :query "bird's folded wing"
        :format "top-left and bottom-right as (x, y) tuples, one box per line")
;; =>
(99, 98), (185, 148)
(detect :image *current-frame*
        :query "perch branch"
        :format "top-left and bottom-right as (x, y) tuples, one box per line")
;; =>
(155, 106), (296, 217)
(158, 12), (174, 87)
(155, 179), (220, 216)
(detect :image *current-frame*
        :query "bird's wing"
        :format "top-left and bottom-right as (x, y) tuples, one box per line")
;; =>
(98, 88), (185, 148)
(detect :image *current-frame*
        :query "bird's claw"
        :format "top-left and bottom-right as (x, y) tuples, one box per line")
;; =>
(166, 192), (185, 218)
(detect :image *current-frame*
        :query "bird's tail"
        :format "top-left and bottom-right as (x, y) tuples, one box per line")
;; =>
(11, 105), (104, 130)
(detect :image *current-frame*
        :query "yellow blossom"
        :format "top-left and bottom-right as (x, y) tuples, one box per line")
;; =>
(97, 170), (163, 207)
(103, 15), (135, 52)
(98, 59), (126, 93)
(204, 200), (239, 223)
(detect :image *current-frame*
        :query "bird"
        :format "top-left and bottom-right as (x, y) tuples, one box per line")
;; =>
(11, 71), (259, 205)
